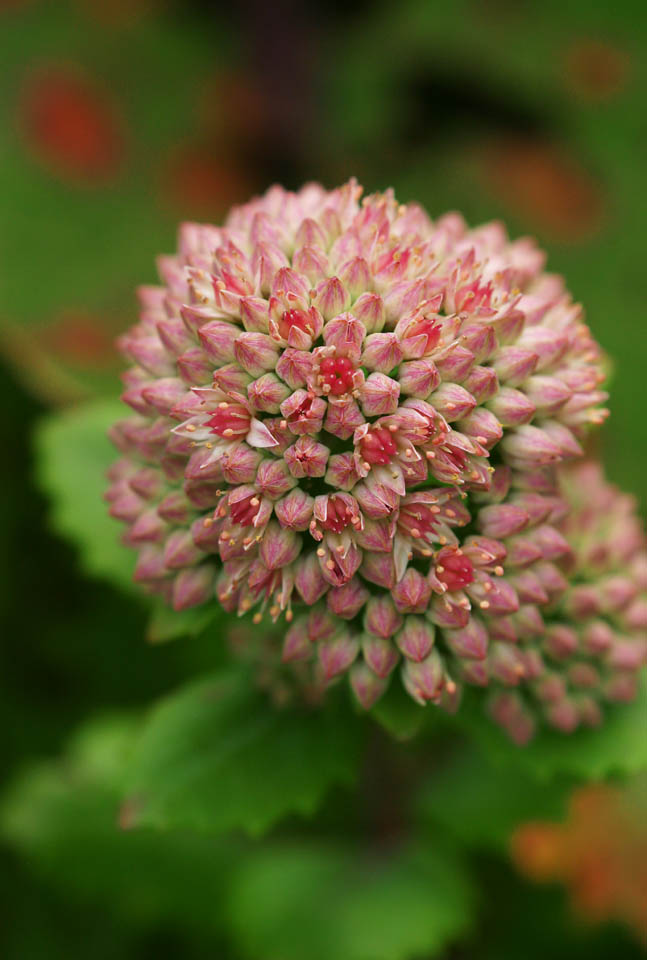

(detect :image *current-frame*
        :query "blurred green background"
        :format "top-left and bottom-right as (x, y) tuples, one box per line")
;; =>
(1, 1), (645, 957)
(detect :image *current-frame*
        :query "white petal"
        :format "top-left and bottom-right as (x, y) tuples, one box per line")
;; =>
(247, 417), (279, 448)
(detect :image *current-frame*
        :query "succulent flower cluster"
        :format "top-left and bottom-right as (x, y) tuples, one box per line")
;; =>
(106, 180), (645, 742)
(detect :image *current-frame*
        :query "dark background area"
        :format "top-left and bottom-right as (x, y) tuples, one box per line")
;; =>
(1, 1), (645, 956)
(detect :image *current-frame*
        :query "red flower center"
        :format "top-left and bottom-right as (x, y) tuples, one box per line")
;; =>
(319, 356), (355, 396)
(360, 426), (398, 465)
(230, 493), (261, 527)
(205, 403), (251, 438)
(398, 502), (440, 539)
(279, 309), (312, 340)
(320, 496), (354, 534)
(456, 280), (493, 313)
(435, 546), (474, 590)
(288, 393), (315, 424)
(408, 316), (441, 353)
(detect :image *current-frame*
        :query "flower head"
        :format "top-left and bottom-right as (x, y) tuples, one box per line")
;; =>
(107, 180), (634, 742)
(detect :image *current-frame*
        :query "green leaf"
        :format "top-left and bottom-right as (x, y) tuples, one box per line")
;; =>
(0, 715), (239, 935)
(370, 680), (426, 740)
(146, 601), (221, 644)
(415, 745), (570, 851)
(228, 841), (473, 960)
(123, 667), (364, 834)
(459, 674), (647, 781)
(35, 400), (135, 590)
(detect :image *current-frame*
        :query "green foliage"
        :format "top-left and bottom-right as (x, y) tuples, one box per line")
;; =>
(370, 680), (427, 740)
(35, 399), (135, 590)
(1, 716), (239, 936)
(123, 667), (364, 834)
(228, 842), (472, 960)
(415, 745), (570, 851)
(146, 601), (222, 644)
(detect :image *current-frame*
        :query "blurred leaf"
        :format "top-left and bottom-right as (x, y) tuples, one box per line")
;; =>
(371, 681), (426, 741)
(459, 676), (647, 781)
(123, 667), (364, 834)
(415, 745), (570, 851)
(228, 841), (472, 960)
(146, 601), (221, 645)
(34, 399), (135, 590)
(0, 714), (239, 936)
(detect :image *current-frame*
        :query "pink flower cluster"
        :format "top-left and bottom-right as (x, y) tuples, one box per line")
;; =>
(107, 180), (645, 742)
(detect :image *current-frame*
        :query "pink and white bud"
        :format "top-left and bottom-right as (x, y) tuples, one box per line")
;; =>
(221, 445), (263, 485)
(487, 387), (536, 426)
(172, 564), (216, 611)
(158, 490), (193, 525)
(234, 332), (280, 377)
(197, 320), (239, 364)
(460, 322), (497, 363)
(362, 634), (400, 677)
(339, 256), (371, 298)
(177, 347), (213, 385)
(500, 425), (562, 469)
(325, 453), (361, 491)
(255, 459), (296, 499)
(361, 333), (403, 373)
(275, 488), (315, 531)
(327, 577), (370, 619)
(522, 375), (571, 415)
(402, 650), (445, 705)
(141, 378), (187, 416)
(247, 373), (290, 413)
(477, 504), (529, 539)
(350, 662), (388, 709)
(292, 245), (329, 285)
(282, 620), (312, 663)
(459, 408), (503, 449)
(322, 312), (366, 362)
(360, 372), (400, 416)
(130, 508), (168, 543)
(259, 522), (301, 570)
(284, 436), (330, 478)
(312, 276), (351, 321)
(544, 623), (578, 659)
(429, 383), (477, 421)
(462, 365), (499, 404)
(318, 629), (359, 680)
(352, 292), (385, 332)
(398, 359), (440, 398)
(294, 552), (329, 604)
(280, 390), (327, 435)
(492, 346), (538, 386)
(392, 568), (432, 614)
(433, 344), (474, 382)
(240, 296), (270, 333)
(323, 398), (366, 441)
(445, 616), (489, 660)
(396, 616), (435, 661)
(317, 537), (362, 587)
(163, 529), (204, 569)
(359, 551), (397, 589)
(275, 347), (314, 389)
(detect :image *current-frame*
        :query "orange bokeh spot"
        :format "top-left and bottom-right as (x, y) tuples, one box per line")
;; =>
(20, 63), (125, 183)
(511, 782), (647, 942)
(565, 40), (630, 102)
(41, 312), (120, 369)
(482, 138), (603, 242)
(160, 144), (251, 219)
